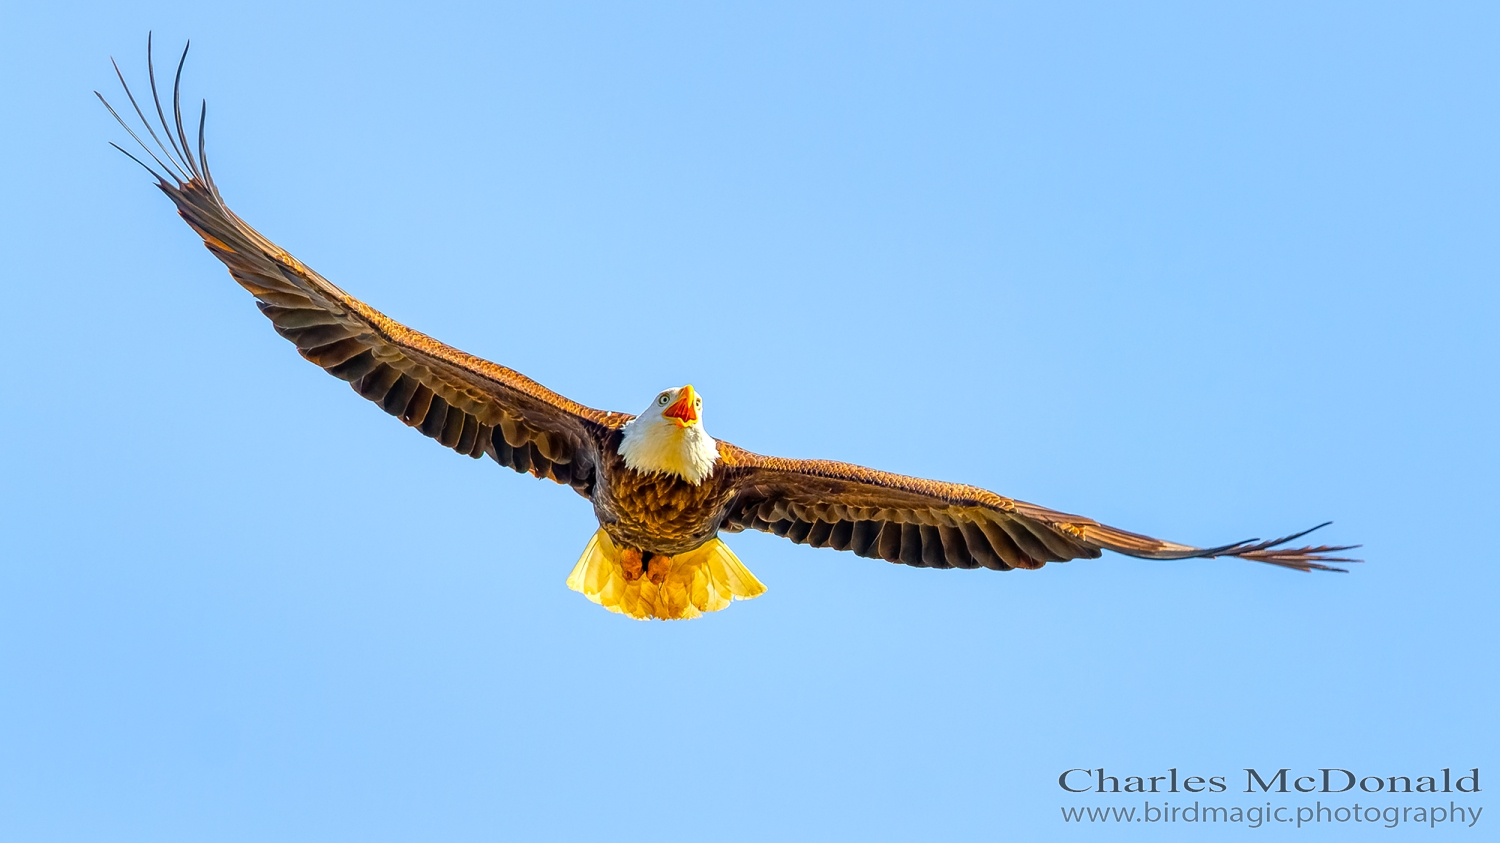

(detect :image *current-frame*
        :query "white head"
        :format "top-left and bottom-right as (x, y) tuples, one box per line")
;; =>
(618, 384), (720, 485)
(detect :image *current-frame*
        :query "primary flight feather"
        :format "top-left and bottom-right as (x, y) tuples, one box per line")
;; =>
(100, 40), (1358, 620)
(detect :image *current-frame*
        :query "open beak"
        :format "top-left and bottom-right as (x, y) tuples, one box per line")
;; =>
(662, 385), (699, 428)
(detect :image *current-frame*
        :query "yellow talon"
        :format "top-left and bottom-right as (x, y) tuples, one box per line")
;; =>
(620, 548), (643, 582)
(647, 554), (672, 585)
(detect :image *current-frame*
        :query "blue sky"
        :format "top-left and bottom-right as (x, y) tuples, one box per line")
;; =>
(1, 2), (1495, 840)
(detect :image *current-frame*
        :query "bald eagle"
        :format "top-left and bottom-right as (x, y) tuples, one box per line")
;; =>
(100, 40), (1357, 620)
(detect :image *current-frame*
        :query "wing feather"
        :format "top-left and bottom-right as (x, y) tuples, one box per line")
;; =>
(719, 445), (1358, 573)
(102, 42), (627, 497)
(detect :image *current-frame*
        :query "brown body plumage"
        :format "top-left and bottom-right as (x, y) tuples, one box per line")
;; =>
(99, 41), (1358, 619)
(595, 435), (739, 555)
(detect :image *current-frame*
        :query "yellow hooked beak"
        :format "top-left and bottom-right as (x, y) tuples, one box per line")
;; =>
(663, 385), (700, 428)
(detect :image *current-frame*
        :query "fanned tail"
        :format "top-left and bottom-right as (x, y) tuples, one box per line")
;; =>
(566, 530), (767, 620)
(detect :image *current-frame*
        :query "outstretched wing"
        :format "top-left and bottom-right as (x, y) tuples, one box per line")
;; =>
(100, 38), (627, 496)
(719, 446), (1358, 572)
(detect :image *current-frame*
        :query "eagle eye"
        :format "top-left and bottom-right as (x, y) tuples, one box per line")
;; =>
(658, 393), (671, 405)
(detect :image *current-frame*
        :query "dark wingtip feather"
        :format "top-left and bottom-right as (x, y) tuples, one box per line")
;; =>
(104, 34), (216, 198)
(1099, 519), (1360, 573)
(1146, 537), (1259, 560)
(106, 139), (168, 183)
(145, 32), (190, 177)
(102, 61), (186, 183)
(1216, 523), (1362, 573)
(171, 40), (201, 178)
(197, 98), (223, 202)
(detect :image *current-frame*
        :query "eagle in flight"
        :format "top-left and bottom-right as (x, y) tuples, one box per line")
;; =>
(100, 39), (1357, 620)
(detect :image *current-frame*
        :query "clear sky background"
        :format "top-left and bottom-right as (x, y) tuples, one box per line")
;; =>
(1, 2), (1494, 840)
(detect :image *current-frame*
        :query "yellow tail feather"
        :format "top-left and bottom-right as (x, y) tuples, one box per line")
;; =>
(566, 529), (767, 620)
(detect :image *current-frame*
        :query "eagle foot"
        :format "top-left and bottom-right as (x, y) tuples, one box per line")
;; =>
(620, 548), (644, 582)
(646, 554), (672, 585)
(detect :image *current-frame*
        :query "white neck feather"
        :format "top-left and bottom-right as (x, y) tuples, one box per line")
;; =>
(619, 417), (719, 485)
